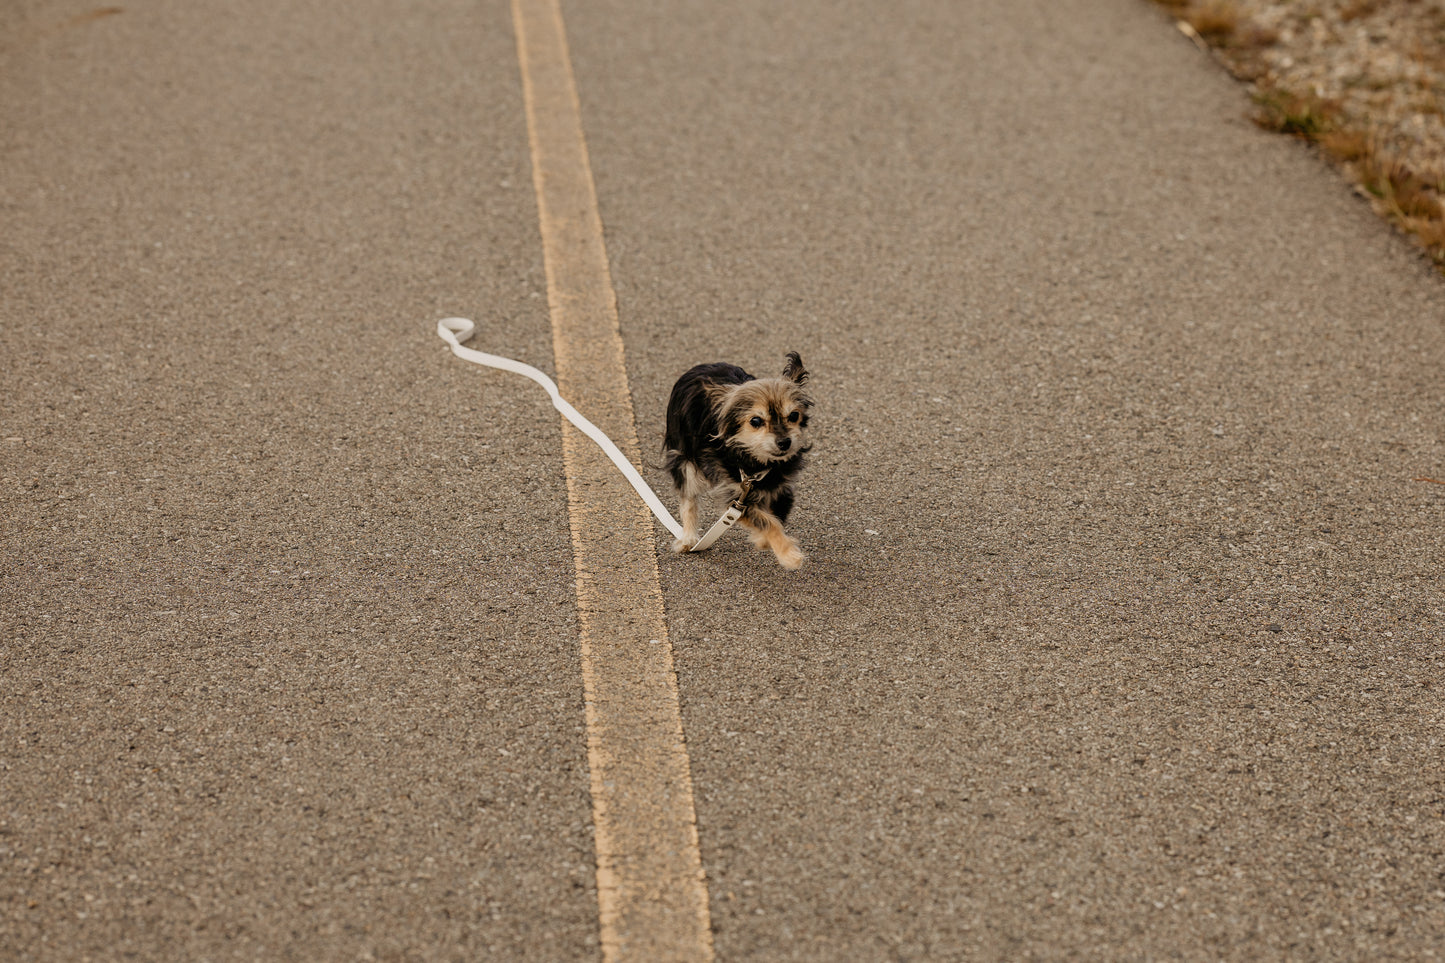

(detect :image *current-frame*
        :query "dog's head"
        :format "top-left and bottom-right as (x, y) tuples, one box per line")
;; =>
(710, 352), (812, 463)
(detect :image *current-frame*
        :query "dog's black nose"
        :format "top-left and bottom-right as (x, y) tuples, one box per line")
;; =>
(777, 437), (792, 451)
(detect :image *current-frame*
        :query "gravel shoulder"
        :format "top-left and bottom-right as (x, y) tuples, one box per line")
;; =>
(1161, 0), (1445, 266)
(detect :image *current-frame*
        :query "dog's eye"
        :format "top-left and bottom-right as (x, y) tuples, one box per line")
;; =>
(749, 416), (764, 428)
(787, 411), (800, 423)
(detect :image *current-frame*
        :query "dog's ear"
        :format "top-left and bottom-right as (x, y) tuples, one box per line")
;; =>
(782, 352), (808, 385)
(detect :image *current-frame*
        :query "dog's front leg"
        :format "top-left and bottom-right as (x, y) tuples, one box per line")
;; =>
(739, 507), (804, 570)
(672, 492), (701, 552)
(670, 463), (707, 552)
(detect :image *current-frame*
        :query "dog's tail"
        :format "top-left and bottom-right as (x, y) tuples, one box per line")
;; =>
(661, 447), (686, 488)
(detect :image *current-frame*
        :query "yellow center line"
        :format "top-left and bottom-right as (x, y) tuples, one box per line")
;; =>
(510, 0), (715, 959)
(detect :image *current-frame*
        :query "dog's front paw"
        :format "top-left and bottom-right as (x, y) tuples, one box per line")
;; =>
(672, 534), (699, 553)
(774, 538), (805, 570)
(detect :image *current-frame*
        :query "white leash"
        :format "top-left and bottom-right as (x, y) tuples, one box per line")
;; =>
(437, 318), (745, 552)
(689, 503), (743, 553)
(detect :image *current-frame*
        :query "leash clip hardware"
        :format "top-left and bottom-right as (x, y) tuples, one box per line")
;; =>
(688, 469), (768, 553)
(733, 468), (768, 507)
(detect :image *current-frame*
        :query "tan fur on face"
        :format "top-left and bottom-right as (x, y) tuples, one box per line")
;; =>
(709, 379), (811, 464)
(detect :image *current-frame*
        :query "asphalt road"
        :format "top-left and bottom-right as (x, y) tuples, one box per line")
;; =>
(3, 0), (1443, 960)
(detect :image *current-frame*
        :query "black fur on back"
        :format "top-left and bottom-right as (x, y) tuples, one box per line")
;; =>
(663, 362), (749, 469)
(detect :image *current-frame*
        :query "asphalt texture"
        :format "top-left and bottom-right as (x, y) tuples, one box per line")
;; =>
(3, 0), (1444, 960)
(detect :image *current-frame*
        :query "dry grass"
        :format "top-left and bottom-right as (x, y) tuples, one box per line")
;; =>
(1187, 0), (1241, 39)
(1320, 128), (1371, 162)
(1340, 0), (1386, 23)
(1152, 0), (1445, 268)
(1353, 152), (1445, 220)
(1181, 0), (1282, 54)
(1251, 86), (1341, 140)
(1413, 216), (1445, 255)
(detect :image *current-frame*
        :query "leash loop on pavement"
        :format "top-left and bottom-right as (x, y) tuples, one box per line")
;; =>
(439, 317), (740, 550)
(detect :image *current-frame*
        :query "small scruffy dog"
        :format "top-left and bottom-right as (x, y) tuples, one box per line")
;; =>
(663, 352), (813, 568)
